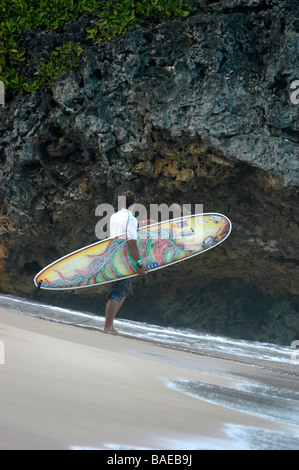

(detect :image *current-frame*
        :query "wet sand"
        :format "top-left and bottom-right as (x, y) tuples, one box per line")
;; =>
(0, 306), (298, 450)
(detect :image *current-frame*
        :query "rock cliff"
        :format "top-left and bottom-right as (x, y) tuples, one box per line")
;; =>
(0, 0), (298, 344)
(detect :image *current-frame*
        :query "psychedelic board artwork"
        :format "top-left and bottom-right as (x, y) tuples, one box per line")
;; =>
(34, 213), (231, 290)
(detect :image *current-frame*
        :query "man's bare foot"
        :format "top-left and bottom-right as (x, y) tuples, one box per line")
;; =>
(102, 326), (118, 335)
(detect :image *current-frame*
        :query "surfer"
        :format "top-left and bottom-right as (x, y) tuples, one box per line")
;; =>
(103, 191), (148, 334)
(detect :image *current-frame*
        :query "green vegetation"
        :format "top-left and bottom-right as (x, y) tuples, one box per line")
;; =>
(0, 0), (195, 96)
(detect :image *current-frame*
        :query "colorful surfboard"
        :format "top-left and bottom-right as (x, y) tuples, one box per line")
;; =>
(34, 213), (231, 290)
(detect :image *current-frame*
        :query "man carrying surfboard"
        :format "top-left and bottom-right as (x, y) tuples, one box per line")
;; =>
(103, 191), (148, 334)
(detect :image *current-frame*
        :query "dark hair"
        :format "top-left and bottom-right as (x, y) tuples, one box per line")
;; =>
(122, 191), (136, 209)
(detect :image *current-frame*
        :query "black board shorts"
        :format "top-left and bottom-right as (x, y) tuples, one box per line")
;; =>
(108, 278), (133, 301)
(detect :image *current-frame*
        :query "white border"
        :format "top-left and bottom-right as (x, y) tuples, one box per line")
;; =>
(34, 213), (232, 290)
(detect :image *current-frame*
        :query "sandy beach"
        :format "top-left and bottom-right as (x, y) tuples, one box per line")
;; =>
(0, 306), (299, 450)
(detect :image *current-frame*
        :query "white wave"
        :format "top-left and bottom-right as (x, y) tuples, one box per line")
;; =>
(0, 294), (293, 366)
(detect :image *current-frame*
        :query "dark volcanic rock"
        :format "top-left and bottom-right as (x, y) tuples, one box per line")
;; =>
(0, 0), (298, 344)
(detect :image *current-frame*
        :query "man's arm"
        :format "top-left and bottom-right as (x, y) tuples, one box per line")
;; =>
(128, 239), (148, 276)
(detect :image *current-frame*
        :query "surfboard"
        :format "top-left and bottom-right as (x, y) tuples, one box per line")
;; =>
(34, 213), (231, 290)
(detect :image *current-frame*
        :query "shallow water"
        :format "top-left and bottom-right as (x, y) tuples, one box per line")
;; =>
(165, 379), (299, 425)
(0, 293), (297, 373)
(1, 294), (299, 450)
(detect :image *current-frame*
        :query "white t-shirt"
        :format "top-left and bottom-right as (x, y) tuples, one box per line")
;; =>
(110, 209), (138, 240)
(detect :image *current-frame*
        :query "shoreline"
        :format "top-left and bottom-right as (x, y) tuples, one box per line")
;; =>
(0, 293), (296, 375)
(1, 306), (299, 450)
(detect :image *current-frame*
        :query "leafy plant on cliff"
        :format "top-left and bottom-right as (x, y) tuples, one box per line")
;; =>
(33, 42), (83, 89)
(87, 0), (193, 43)
(0, 0), (195, 97)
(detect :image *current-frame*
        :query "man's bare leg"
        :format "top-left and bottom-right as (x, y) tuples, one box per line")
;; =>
(103, 297), (126, 333)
